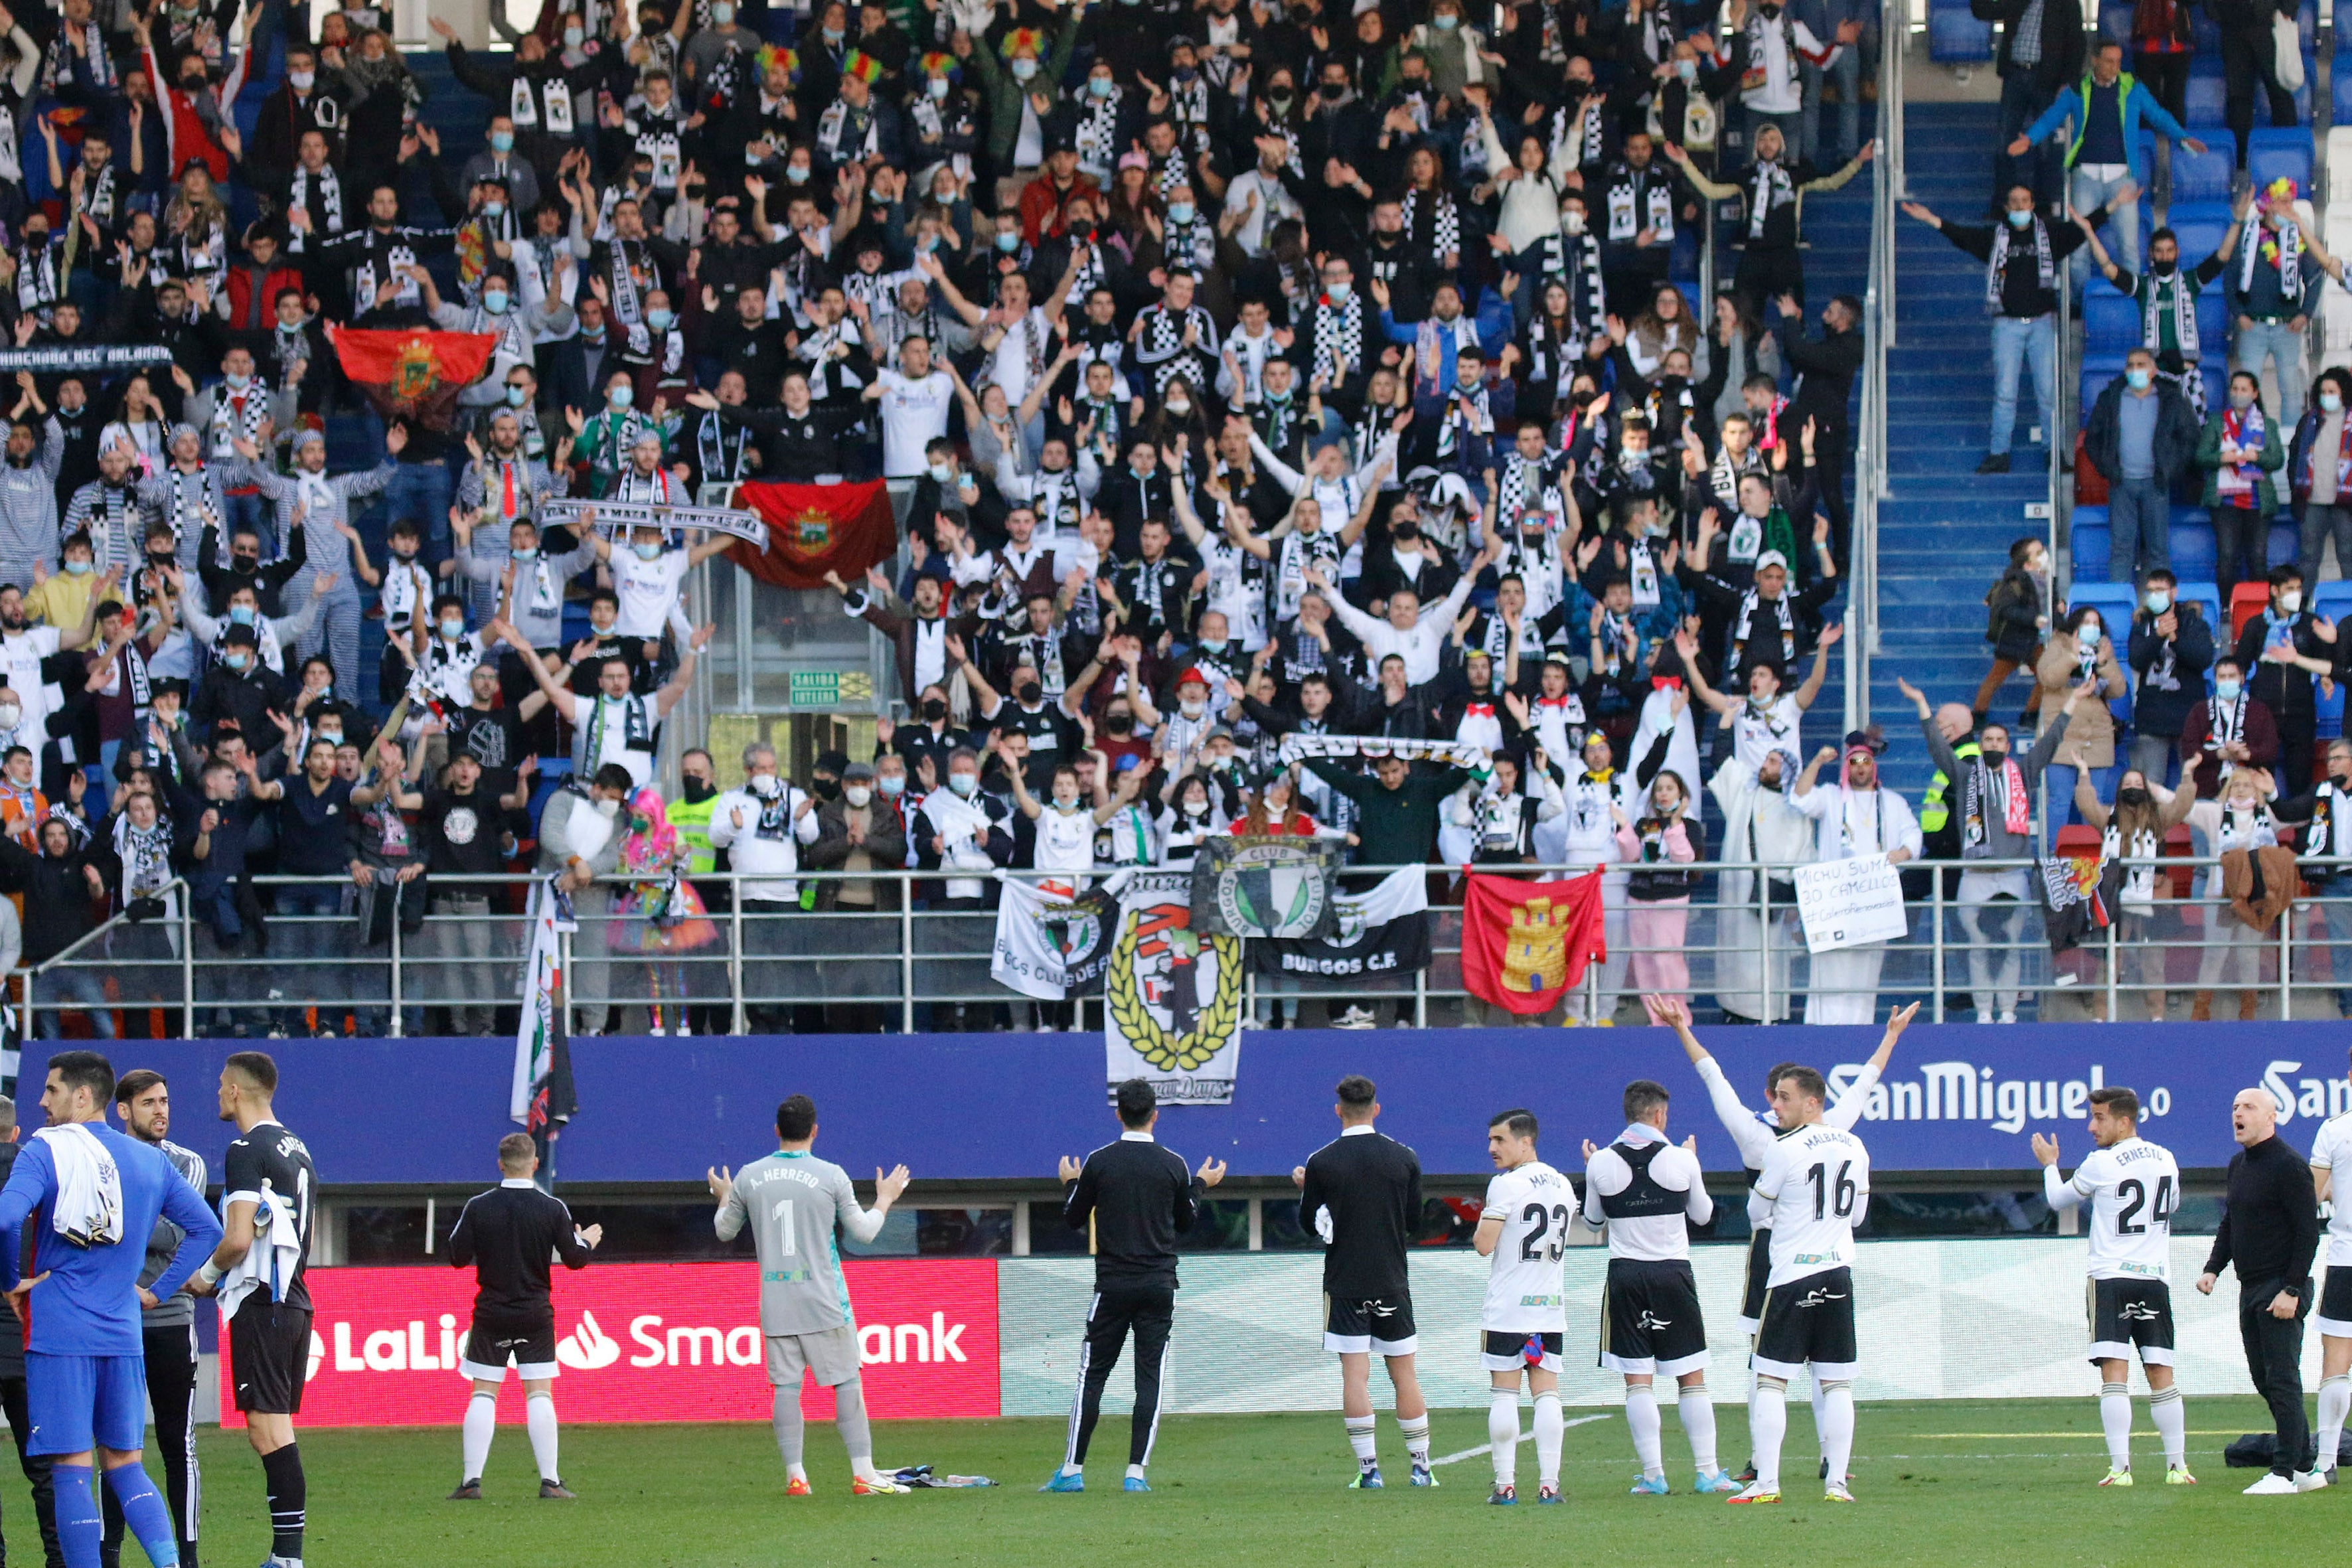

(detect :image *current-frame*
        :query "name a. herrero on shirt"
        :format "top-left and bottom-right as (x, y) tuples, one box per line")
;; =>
(1824, 1061), (2173, 1135)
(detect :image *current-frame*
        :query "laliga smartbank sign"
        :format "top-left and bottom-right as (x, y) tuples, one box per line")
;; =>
(220, 1260), (999, 1426)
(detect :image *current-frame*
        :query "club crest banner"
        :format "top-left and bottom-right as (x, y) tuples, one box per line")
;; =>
(990, 878), (1120, 1000)
(1249, 866), (1431, 981)
(1106, 869), (1243, 1106)
(1188, 835), (1343, 940)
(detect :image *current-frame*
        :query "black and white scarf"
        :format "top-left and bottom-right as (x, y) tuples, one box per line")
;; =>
(1400, 187), (1460, 260)
(1160, 214), (1215, 273)
(1986, 214), (2055, 313)
(114, 811), (175, 900)
(694, 410), (753, 485)
(41, 21), (116, 93)
(1552, 96), (1605, 169)
(15, 238), (59, 315)
(287, 165), (345, 253)
(607, 236), (651, 327)
(206, 384), (270, 459)
(1605, 166), (1676, 244)
(582, 690), (653, 767)
(1075, 84), (1122, 179)
(1732, 589), (1797, 667)
(1168, 74), (1212, 152)
(509, 71), (576, 132)
(82, 164), (118, 228)
(2207, 689), (2248, 756)
(2142, 269), (2199, 360)
(1747, 159), (1795, 241)
(1310, 295), (1364, 382)
(2240, 214), (2306, 302)
(629, 106), (684, 191)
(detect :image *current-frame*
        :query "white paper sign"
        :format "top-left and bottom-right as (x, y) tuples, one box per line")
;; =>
(1793, 852), (1909, 954)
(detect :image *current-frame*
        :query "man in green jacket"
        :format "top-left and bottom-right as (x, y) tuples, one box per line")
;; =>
(1302, 751), (1480, 1026)
(957, 4), (1086, 202)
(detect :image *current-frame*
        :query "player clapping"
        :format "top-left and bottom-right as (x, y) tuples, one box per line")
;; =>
(1474, 1111), (1573, 1506)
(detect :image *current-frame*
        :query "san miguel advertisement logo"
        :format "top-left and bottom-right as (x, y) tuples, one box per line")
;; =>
(220, 1260), (1000, 1426)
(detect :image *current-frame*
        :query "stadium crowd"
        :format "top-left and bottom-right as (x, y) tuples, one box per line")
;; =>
(0, 0), (2339, 1038)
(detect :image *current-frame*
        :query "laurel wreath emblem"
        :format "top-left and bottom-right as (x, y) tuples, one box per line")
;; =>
(1107, 919), (1243, 1072)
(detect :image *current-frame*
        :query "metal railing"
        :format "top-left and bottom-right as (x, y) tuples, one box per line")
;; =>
(1846, 0), (1905, 735)
(23, 855), (2352, 1038)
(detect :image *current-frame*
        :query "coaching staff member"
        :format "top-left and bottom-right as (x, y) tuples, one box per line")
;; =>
(106, 1070), (207, 1568)
(2198, 1085), (2324, 1494)
(1044, 1079), (1225, 1495)
(447, 1133), (603, 1501)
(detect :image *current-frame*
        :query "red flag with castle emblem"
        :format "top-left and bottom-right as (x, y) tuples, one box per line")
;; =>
(1460, 870), (1608, 1016)
(732, 481), (897, 590)
(331, 327), (499, 430)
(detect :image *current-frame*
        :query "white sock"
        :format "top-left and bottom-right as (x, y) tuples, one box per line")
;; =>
(461, 1392), (497, 1482)
(1750, 1382), (1788, 1492)
(1809, 1375), (1829, 1461)
(1058, 1462), (1081, 1478)
(1398, 1412), (1431, 1467)
(1532, 1392), (1565, 1488)
(1626, 1383), (1664, 1480)
(1680, 1381), (1719, 1475)
(2152, 1383), (2189, 1469)
(1344, 1415), (1377, 1468)
(1488, 1391), (1521, 1488)
(1820, 1381), (1855, 1490)
(2318, 1377), (2350, 1471)
(1125, 1462), (1146, 1481)
(526, 1391), (560, 1482)
(2099, 1381), (2133, 1470)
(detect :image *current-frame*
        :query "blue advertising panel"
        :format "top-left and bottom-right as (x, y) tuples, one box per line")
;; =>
(80, 1022), (2352, 1186)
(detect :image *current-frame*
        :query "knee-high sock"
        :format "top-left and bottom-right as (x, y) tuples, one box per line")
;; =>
(261, 1445), (304, 1563)
(1344, 1415), (1377, 1468)
(1680, 1381), (1719, 1474)
(1488, 1391), (1521, 1488)
(54, 1464), (100, 1568)
(1626, 1383), (1664, 1480)
(2152, 1383), (2190, 1469)
(771, 1385), (807, 1479)
(1397, 1412), (1431, 1467)
(1809, 1374), (1829, 1458)
(102, 1464), (178, 1568)
(2100, 1381), (2134, 1470)
(1819, 1381), (1855, 1491)
(1750, 1383), (1788, 1492)
(526, 1391), (560, 1482)
(461, 1392), (497, 1482)
(1531, 1392), (1565, 1488)
(834, 1375), (878, 1479)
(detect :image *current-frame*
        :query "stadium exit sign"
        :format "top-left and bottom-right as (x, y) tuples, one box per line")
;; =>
(789, 671), (840, 707)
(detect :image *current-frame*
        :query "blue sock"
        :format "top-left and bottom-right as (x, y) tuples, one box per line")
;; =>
(102, 1462), (180, 1567)
(52, 1463), (100, 1568)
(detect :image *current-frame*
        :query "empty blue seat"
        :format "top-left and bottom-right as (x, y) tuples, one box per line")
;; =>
(2248, 127), (2315, 196)
(2185, 75), (2226, 126)
(2080, 354), (2126, 426)
(2174, 580), (2225, 632)
(2084, 281), (2140, 351)
(1928, 1), (1992, 62)
(2270, 524), (2300, 569)
(2163, 201), (2234, 264)
(2191, 8), (2222, 52)
(2097, 0), (2132, 42)
(2069, 581), (2138, 623)
(2145, 133), (2237, 205)
(2073, 516), (2111, 576)
(2169, 519), (2217, 580)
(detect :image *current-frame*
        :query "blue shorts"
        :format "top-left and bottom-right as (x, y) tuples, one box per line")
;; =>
(24, 1352), (148, 1456)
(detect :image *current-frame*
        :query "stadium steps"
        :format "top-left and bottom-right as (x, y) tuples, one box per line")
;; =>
(1870, 99), (2050, 801)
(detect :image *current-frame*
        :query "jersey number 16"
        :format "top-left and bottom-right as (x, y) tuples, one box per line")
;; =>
(1807, 1161), (1856, 1220)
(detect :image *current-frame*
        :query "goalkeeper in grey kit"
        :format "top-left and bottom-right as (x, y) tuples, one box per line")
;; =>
(710, 1093), (913, 1498)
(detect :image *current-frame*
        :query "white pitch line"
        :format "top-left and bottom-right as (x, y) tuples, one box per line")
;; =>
(1430, 1415), (1613, 1466)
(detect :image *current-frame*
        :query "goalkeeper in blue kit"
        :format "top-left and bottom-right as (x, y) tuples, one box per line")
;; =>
(0, 1053), (222, 1568)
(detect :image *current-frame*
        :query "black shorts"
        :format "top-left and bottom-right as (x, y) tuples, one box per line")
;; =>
(1323, 1291), (1419, 1356)
(1752, 1267), (1857, 1379)
(1739, 1229), (1772, 1331)
(2087, 1276), (2177, 1365)
(1599, 1258), (1710, 1376)
(1481, 1330), (1564, 1373)
(461, 1308), (560, 1380)
(229, 1298), (314, 1415)
(2317, 1265), (2352, 1336)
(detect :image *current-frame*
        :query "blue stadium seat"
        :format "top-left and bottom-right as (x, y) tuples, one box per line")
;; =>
(2097, 0), (2132, 42)
(2315, 582), (2352, 623)
(2073, 512), (2110, 576)
(2068, 580), (2138, 625)
(2080, 354), (2126, 426)
(2185, 74), (2226, 127)
(1928, 0), (1994, 62)
(2146, 134), (2236, 204)
(2248, 127), (2315, 196)
(2169, 517), (2218, 580)
(2083, 280), (2140, 352)
(2163, 202), (2234, 264)
(2270, 524), (2301, 569)
(2174, 580), (2225, 632)
(2191, 7), (2221, 52)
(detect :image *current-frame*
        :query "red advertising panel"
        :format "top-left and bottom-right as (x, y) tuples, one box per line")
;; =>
(219, 1260), (998, 1426)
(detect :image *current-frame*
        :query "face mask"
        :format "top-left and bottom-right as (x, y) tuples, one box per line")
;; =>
(513, 546), (540, 562)
(1168, 202), (1195, 224)
(1325, 279), (1350, 302)
(224, 651), (250, 672)
(594, 796), (621, 818)
(2144, 589), (2171, 614)
(2077, 623), (2100, 647)
(2231, 391), (2255, 412)
(783, 163), (813, 185)
(2327, 392), (2346, 414)
(482, 289), (510, 314)
(609, 385), (634, 409)
(316, 728), (344, 747)
(647, 307), (674, 331)
(2281, 590), (2304, 614)
(1432, 11), (1457, 25)
(1088, 76), (1113, 98)
(1016, 680), (1044, 706)
(1180, 698), (1206, 719)
(2006, 209), (2033, 228)
(2124, 368), (2151, 390)
(1103, 712), (1134, 736)
(1172, 63), (1197, 82)
(2150, 256), (2177, 276)
(564, 24), (585, 45)
(633, 542), (664, 561)
(947, 772), (979, 797)
(821, 25), (844, 42)
(1010, 56), (1038, 81)
(929, 76), (951, 99)
(878, 774), (905, 797)
(62, 559), (90, 576)
(813, 777), (842, 801)
(1166, 397), (1192, 416)
(1675, 58), (1696, 81)
(289, 68), (315, 89)
(1269, 90), (1293, 111)
(489, 130), (515, 154)
(439, 617), (466, 639)
(1979, 747), (2007, 767)
(392, 545), (418, 562)
(2215, 678), (2242, 701)
(2118, 786), (2153, 807)
(712, 1), (734, 20)
(228, 604), (258, 625)
(0, 703), (21, 728)
(225, 371), (252, 390)
(1184, 799), (1211, 817)
(1562, 210), (1586, 236)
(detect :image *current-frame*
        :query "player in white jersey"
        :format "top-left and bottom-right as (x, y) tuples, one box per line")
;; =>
(1580, 1078), (1735, 1496)
(2034, 1086), (2192, 1486)
(1660, 996), (1912, 1485)
(2306, 1047), (2352, 1480)
(1733, 1066), (1871, 1506)
(1474, 1109), (1574, 1506)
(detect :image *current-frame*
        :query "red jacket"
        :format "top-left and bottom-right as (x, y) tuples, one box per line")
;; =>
(224, 263), (306, 333)
(1017, 173), (1101, 246)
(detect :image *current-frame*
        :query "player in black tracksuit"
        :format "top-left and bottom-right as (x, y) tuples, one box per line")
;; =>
(1294, 1075), (1434, 1488)
(446, 1134), (601, 1500)
(1048, 1079), (1227, 1492)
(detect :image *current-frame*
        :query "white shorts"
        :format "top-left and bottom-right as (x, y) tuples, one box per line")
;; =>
(766, 1325), (862, 1389)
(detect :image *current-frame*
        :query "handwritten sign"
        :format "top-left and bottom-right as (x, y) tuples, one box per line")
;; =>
(1794, 852), (1909, 954)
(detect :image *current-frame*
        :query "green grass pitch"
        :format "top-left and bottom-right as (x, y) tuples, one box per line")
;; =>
(148, 1396), (2350, 1566)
